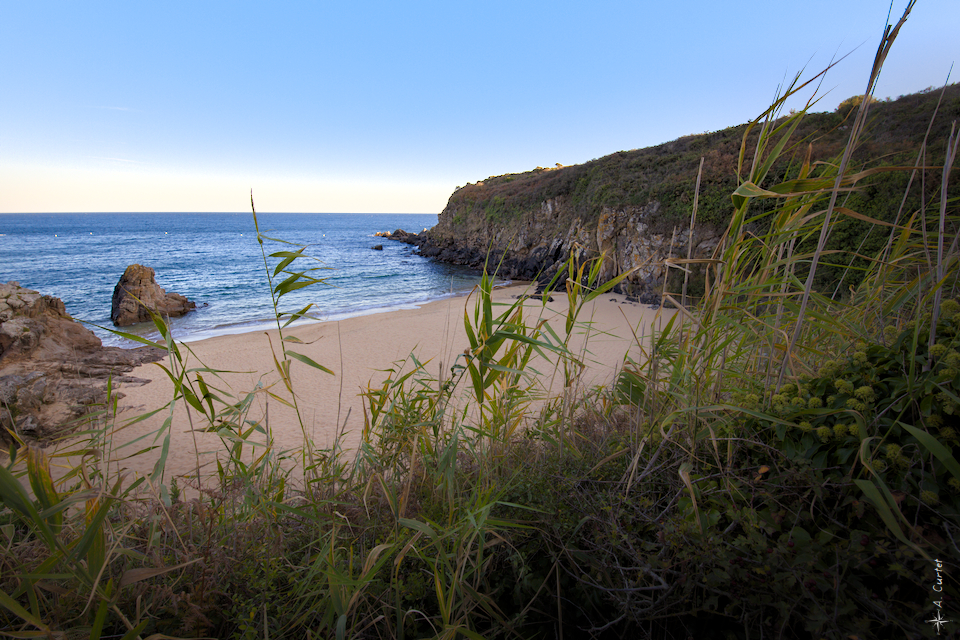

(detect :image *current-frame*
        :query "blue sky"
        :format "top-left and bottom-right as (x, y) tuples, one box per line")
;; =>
(1, 1), (957, 214)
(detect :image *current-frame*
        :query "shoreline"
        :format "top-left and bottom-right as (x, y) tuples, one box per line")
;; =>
(103, 277), (497, 348)
(63, 283), (673, 483)
(179, 279), (516, 344)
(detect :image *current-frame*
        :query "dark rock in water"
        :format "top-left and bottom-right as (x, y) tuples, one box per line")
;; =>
(111, 264), (196, 327)
(389, 229), (423, 245)
(0, 281), (165, 441)
(418, 243), (442, 258)
(387, 227), (568, 287)
(372, 244), (383, 251)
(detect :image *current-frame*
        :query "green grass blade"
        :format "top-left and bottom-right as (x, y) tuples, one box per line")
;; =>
(0, 587), (50, 633)
(70, 496), (115, 568)
(86, 323), (168, 349)
(0, 465), (57, 549)
(901, 422), (960, 480)
(281, 302), (317, 328)
(25, 446), (61, 532)
(89, 585), (111, 640)
(399, 517), (439, 542)
(117, 620), (149, 640)
(853, 479), (928, 560)
(285, 350), (335, 376)
(271, 247), (308, 276)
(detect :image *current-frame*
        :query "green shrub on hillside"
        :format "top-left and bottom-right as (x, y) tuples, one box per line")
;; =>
(443, 84), (959, 234)
(837, 93), (880, 115)
(740, 301), (960, 504)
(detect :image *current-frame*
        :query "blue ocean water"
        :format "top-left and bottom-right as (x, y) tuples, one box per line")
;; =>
(0, 212), (482, 347)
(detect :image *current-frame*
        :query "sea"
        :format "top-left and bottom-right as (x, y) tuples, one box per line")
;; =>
(0, 212), (483, 347)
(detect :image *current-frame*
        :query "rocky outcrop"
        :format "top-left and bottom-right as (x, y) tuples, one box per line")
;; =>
(391, 86), (960, 299)
(389, 229), (422, 245)
(1, 282), (165, 440)
(391, 198), (720, 300)
(111, 264), (196, 327)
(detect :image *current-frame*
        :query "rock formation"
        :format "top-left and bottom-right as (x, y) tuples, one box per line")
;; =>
(387, 85), (960, 301)
(1, 281), (165, 440)
(388, 198), (720, 303)
(111, 264), (196, 327)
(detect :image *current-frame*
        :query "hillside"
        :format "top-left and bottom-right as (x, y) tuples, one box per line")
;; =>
(415, 84), (960, 298)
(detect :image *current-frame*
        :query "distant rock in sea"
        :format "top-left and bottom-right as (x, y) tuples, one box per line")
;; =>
(111, 264), (196, 327)
(0, 281), (165, 440)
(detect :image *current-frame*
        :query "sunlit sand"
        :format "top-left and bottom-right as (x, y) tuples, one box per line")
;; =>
(81, 284), (672, 483)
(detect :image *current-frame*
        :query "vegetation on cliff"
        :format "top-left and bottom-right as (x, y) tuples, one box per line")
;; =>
(447, 84), (958, 230)
(435, 81), (959, 293)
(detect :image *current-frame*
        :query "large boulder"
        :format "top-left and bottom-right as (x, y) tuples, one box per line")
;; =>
(0, 281), (165, 440)
(111, 264), (196, 327)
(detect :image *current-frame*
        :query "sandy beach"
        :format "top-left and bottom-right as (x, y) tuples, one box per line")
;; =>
(75, 284), (672, 484)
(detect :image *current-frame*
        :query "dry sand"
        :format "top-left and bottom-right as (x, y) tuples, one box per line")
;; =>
(66, 284), (672, 484)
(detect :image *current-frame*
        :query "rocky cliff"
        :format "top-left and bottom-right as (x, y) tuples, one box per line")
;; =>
(407, 84), (960, 298)
(412, 197), (720, 300)
(1, 282), (165, 440)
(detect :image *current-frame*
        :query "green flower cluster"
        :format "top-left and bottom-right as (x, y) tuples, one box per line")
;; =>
(846, 398), (868, 412)
(736, 300), (960, 512)
(940, 426), (958, 444)
(942, 299), (960, 321)
(937, 391), (958, 415)
(854, 386), (876, 402)
(834, 379), (855, 395)
(885, 443), (910, 470)
(818, 360), (841, 378)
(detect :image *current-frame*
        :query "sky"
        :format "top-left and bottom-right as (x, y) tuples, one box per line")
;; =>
(1, 1), (957, 214)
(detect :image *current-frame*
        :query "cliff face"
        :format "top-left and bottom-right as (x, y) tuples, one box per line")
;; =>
(414, 84), (960, 297)
(423, 195), (720, 299)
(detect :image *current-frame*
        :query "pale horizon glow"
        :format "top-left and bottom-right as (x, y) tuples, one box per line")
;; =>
(1, 1), (957, 214)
